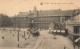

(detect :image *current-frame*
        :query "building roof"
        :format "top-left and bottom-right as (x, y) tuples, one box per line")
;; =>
(37, 10), (77, 17)
(17, 12), (29, 17)
(13, 9), (80, 18)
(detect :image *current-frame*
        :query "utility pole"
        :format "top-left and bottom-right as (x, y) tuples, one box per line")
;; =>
(18, 28), (20, 48)
(24, 31), (25, 38)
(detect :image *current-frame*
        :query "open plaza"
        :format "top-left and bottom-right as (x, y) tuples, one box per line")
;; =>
(0, 27), (76, 49)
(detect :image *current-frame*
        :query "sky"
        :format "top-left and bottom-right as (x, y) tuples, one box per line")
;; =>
(0, 0), (80, 17)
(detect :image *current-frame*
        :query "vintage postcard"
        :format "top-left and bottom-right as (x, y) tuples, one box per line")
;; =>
(0, 0), (80, 49)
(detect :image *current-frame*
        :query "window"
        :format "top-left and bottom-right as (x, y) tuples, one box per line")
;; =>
(74, 26), (79, 34)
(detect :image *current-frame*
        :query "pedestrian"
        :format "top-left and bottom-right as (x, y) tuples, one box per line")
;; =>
(64, 46), (66, 49)
(2, 36), (4, 39)
(65, 29), (68, 36)
(24, 31), (25, 38)
(53, 30), (56, 39)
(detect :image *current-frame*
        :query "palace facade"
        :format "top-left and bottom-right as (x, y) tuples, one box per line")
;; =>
(11, 7), (79, 30)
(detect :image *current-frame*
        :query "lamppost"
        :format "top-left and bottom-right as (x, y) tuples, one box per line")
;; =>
(18, 28), (20, 48)
(53, 22), (57, 39)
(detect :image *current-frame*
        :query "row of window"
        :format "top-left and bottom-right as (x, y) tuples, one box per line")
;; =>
(12, 17), (65, 24)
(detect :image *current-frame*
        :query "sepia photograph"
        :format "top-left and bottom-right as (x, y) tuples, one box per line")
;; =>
(0, 0), (80, 49)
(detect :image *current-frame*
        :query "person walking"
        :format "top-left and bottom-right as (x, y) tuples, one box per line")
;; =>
(53, 30), (56, 39)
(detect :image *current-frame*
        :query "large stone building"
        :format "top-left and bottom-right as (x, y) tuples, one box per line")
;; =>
(11, 7), (79, 30)
(65, 9), (80, 41)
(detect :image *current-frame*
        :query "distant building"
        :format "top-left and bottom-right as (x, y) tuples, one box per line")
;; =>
(11, 7), (79, 30)
(65, 9), (80, 41)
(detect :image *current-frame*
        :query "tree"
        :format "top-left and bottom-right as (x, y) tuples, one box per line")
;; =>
(0, 14), (13, 27)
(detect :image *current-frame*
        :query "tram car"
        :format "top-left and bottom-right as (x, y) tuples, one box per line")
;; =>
(30, 29), (40, 37)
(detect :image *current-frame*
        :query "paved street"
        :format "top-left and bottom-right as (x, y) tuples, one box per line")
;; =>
(0, 28), (37, 49)
(32, 30), (74, 49)
(0, 28), (74, 49)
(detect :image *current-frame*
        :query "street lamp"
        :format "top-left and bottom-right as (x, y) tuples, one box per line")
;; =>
(18, 28), (20, 48)
(53, 22), (57, 39)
